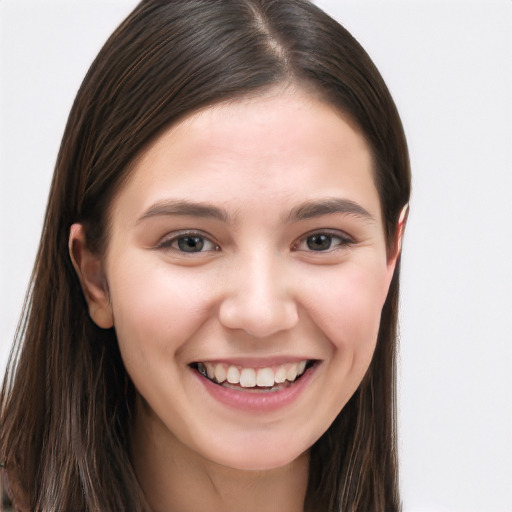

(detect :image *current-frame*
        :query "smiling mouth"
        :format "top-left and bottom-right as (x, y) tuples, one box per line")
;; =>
(190, 360), (317, 392)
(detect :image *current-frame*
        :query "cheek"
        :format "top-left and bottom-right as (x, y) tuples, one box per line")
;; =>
(107, 258), (212, 361)
(302, 260), (389, 355)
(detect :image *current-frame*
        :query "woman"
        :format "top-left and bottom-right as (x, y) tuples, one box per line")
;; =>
(0, 0), (410, 510)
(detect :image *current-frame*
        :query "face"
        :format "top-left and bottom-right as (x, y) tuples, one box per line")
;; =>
(75, 89), (398, 471)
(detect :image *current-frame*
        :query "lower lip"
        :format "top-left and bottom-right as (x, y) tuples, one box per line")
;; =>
(193, 364), (319, 413)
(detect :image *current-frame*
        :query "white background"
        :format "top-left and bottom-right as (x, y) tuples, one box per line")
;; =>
(1, 1), (511, 511)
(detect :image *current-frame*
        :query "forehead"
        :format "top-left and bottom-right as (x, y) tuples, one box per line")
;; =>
(110, 89), (381, 225)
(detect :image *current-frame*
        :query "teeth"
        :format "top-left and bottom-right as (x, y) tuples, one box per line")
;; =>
(214, 364), (227, 384)
(286, 365), (298, 382)
(226, 365), (240, 384)
(240, 368), (256, 387)
(206, 364), (216, 380)
(256, 368), (274, 387)
(274, 366), (287, 384)
(199, 360), (310, 389)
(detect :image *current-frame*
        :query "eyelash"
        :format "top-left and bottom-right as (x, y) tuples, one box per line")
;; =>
(156, 229), (353, 254)
(292, 230), (354, 253)
(156, 230), (220, 254)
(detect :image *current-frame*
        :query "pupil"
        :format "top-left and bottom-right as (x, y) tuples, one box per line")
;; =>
(307, 234), (331, 251)
(178, 236), (204, 252)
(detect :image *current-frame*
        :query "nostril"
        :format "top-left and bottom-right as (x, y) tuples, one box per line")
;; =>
(219, 302), (299, 337)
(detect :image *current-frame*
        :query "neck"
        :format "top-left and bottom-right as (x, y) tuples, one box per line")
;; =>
(130, 399), (309, 512)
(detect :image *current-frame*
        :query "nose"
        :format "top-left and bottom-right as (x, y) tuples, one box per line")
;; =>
(218, 253), (299, 338)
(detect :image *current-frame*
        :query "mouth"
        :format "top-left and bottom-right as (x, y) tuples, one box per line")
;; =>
(189, 360), (317, 393)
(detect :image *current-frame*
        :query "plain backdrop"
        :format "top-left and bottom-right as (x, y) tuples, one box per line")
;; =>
(1, 1), (511, 511)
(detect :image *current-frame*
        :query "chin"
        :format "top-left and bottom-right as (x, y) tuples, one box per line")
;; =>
(201, 433), (311, 472)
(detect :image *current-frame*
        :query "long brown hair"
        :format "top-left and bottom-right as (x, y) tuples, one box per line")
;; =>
(0, 1), (411, 510)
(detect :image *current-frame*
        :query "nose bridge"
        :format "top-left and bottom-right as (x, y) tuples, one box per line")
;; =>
(219, 248), (298, 337)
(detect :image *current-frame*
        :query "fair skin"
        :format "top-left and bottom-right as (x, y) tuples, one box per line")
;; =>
(70, 88), (403, 512)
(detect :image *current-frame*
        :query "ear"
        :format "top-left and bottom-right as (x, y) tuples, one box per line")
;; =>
(69, 223), (114, 329)
(386, 204), (409, 279)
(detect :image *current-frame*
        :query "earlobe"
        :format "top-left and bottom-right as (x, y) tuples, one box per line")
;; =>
(68, 223), (114, 329)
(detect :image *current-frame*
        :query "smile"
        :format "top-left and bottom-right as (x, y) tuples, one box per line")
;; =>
(191, 360), (315, 392)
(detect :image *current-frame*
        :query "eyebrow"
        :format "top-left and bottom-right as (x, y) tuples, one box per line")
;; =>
(136, 197), (375, 225)
(137, 199), (230, 223)
(287, 198), (375, 223)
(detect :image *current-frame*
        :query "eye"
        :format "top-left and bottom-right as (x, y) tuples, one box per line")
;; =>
(157, 232), (219, 253)
(293, 231), (353, 252)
